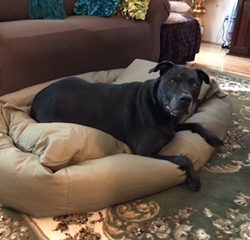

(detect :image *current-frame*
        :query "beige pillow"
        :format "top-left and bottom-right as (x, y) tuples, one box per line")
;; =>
(165, 12), (187, 24)
(169, 1), (191, 13)
(2, 103), (130, 170)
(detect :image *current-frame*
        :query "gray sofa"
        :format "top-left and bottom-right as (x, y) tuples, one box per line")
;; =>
(0, 0), (170, 96)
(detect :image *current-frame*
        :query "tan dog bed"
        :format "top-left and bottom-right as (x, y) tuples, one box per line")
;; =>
(0, 59), (232, 217)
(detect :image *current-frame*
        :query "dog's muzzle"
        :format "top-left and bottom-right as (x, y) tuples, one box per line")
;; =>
(165, 93), (193, 117)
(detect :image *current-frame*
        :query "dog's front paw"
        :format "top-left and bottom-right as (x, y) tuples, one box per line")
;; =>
(175, 155), (201, 191)
(206, 134), (223, 147)
(187, 175), (201, 191)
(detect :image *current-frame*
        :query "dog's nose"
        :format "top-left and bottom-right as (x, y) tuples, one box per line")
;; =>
(179, 94), (192, 104)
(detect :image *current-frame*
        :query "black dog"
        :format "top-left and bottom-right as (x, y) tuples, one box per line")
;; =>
(30, 61), (223, 191)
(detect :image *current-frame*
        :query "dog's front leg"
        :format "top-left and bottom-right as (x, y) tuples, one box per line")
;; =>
(131, 130), (201, 191)
(152, 154), (201, 191)
(176, 123), (223, 147)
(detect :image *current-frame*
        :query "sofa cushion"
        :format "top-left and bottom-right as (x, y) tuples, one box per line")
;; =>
(74, 0), (121, 17)
(118, 0), (150, 20)
(0, 0), (29, 21)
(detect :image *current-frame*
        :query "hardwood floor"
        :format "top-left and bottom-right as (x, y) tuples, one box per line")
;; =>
(188, 42), (250, 77)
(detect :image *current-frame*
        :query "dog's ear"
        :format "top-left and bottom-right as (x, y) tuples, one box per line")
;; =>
(149, 61), (175, 76)
(195, 69), (210, 84)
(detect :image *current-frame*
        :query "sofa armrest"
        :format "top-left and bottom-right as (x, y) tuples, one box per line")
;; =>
(146, 0), (170, 28)
(145, 0), (170, 61)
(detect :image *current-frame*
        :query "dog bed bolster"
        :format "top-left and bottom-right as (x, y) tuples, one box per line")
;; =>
(0, 59), (232, 217)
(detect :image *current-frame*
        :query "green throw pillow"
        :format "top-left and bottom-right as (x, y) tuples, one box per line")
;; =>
(29, 0), (67, 19)
(118, 0), (150, 20)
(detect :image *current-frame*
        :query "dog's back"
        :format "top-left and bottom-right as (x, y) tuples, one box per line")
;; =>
(30, 77), (148, 143)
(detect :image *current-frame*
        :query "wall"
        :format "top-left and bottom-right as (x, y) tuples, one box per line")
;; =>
(201, 0), (237, 44)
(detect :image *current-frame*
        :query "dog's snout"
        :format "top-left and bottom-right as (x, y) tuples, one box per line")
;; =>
(179, 94), (192, 104)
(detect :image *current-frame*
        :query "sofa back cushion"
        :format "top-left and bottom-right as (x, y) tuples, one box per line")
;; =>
(0, 0), (76, 21)
(0, 0), (29, 21)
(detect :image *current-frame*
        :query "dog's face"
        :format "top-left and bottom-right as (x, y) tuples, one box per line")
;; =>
(150, 61), (210, 118)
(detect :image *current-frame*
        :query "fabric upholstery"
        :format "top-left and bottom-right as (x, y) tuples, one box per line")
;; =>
(3, 103), (130, 171)
(0, 0), (170, 96)
(0, 16), (152, 95)
(64, 0), (76, 15)
(160, 17), (201, 63)
(0, 0), (29, 21)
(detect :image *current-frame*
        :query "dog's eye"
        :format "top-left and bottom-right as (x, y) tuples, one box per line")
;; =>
(169, 79), (175, 85)
(192, 82), (200, 88)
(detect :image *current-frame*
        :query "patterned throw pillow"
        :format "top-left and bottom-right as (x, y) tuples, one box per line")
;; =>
(29, 0), (67, 19)
(118, 0), (150, 20)
(74, 0), (121, 17)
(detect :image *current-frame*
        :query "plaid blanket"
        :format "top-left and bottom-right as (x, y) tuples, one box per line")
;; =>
(159, 17), (201, 64)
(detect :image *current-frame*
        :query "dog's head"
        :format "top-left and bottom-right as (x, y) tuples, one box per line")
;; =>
(149, 61), (210, 118)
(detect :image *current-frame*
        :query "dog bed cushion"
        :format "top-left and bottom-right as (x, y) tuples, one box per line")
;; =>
(3, 103), (130, 171)
(0, 59), (232, 217)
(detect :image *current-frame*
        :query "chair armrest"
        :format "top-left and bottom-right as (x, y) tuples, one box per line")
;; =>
(146, 0), (170, 28)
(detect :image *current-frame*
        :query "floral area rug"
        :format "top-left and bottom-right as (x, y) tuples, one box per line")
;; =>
(0, 70), (249, 240)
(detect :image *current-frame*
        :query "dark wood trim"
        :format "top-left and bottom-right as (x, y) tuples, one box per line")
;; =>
(229, 0), (250, 57)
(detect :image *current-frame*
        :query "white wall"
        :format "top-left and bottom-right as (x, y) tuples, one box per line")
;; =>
(201, 0), (237, 44)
